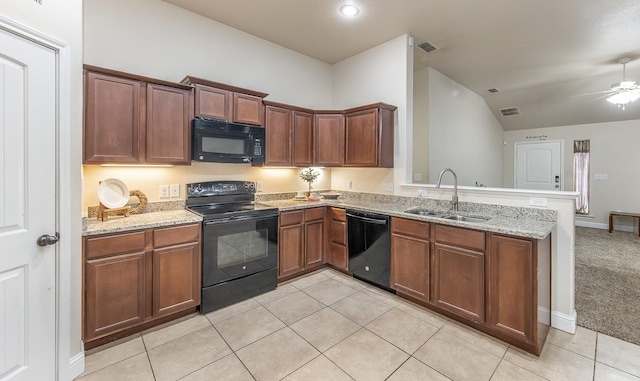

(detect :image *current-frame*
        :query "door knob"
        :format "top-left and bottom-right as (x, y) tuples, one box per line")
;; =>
(37, 233), (59, 247)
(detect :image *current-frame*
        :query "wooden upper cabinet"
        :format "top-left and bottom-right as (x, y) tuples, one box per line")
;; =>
(146, 83), (192, 164)
(84, 71), (142, 164)
(263, 101), (315, 167)
(233, 93), (264, 126)
(344, 103), (396, 168)
(292, 111), (314, 167)
(264, 105), (292, 166)
(182, 76), (268, 126)
(193, 84), (231, 120)
(83, 66), (193, 165)
(314, 113), (345, 167)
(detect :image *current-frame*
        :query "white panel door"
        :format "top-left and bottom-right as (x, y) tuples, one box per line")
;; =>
(0, 27), (57, 381)
(515, 141), (563, 191)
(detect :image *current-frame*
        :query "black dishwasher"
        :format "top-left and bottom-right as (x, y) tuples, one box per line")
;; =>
(347, 210), (393, 292)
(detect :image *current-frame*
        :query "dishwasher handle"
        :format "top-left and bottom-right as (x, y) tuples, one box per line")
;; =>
(346, 213), (388, 225)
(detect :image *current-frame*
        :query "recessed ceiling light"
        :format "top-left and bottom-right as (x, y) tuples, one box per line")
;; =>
(339, 4), (360, 17)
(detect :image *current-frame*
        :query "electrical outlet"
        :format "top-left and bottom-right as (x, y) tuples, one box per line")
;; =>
(417, 189), (428, 197)
(414, 173), (422, 181)
(256, 181), (263, 192)
(385, 183), (394, 192)
(159, 185), (169, 198)
(529, 197), (548, 207)
(169, 184), (180, 197)
(347, 180), (352, 189)
(594, 173), (608, 180)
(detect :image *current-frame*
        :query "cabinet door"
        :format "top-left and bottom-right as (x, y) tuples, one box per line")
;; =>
(391, 234), (429, 301)
(345, 108), (379, 167)
(305, 219), (325, 268)
(85, 252), (146, 341)
(432, 243), (485, 322)
(264, 105), (292, 166)
(314, 114), (345, 166)
(489, 235), (534, 343)
(194, 84), (231, 120)
(152, 242), (201, 317)
(84, 71), (142, 164)
(146, 83), (192, 164)
(328, 208), (348, 270)
(233, 93), (264, 126)
(279, 224), (304, 278)
(292, 111), (314, 167)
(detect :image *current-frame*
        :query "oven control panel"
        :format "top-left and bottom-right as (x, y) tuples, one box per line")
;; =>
(186, 181), (256, 197)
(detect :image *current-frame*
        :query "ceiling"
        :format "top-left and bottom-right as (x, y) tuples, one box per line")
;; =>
(164, 0), (640, 131)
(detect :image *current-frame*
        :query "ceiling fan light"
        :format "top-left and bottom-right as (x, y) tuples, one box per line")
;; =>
(606, 90), (640, 105)
(339, 4), (360, 16)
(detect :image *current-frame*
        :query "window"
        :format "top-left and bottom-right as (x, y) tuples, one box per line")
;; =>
(573, 140), (590, 214)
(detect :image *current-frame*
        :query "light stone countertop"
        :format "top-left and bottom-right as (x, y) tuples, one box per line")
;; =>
(82, 197), (554, 240)
(83, 210), (202, 236)
(258, 198), (555, 240)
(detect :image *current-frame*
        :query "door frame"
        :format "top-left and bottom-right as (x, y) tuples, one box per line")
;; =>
(0, 16), (75, 380)
(513, 140), (565, 191)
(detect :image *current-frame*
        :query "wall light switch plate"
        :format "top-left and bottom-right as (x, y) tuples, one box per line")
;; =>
(529, 197), (548, 207)
(169, 184), (180, 197)
(385, 183), (394, 192)
(159, 185), (169, 198)
(256, 181), (263, 192)
(347, 180), (353, 189)
(594, 173), (608, 180)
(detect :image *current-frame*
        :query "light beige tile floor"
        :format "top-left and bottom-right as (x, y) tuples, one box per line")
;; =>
(76, 268), (640, 381)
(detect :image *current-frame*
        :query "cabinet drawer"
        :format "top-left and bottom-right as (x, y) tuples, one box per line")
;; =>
(305, 207), (325, 221)
(85, 231), (146, 260)
(280, 210), (304, 226)
(154, 223), (200, 248)
(330, 207), (346, 222)
(434, 225), (485, 251)
(392, 217), (429, 240)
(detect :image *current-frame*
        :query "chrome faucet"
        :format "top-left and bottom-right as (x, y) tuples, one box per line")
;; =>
(436, 168), (458, 212)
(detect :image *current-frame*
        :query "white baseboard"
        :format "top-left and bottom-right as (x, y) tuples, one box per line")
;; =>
(551, 309), (577, 334)
(69, 350), (85, 380)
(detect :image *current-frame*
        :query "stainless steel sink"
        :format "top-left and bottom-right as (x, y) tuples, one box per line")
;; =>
(442, 215), (489, 223)
(404, 208), (439, 217)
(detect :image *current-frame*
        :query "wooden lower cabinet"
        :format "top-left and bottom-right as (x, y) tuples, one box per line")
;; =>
(85, 252), (146, 340)
(83, 223), (201, 344)
(278, 208), (326, 280)
(432, 243), (485, 322)
(327, 208), (348, 270)
(390, 217), (430, 301)
(489, 235), (538, 344)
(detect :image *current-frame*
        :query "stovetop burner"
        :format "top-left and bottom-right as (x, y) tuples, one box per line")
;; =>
(185, 180), (277, 221)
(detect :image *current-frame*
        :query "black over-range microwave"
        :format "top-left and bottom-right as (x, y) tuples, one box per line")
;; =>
(192, 117), (265, 163)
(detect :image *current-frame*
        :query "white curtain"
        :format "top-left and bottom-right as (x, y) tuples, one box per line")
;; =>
(573, 140), (590, 214)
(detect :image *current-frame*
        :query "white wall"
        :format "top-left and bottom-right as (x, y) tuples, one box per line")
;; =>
(413, 67), (429, 183)
(330, 35), (412, 193)
(504, 119), (640, 231)
(82, 0), (336, 209)
(2, 0), (84, 378)
(427, 68), (504, 187)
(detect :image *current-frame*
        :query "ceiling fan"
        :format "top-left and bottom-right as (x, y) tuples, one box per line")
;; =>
(575, 58), (640, 110)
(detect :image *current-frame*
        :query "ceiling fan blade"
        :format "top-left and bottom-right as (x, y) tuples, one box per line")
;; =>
(570, 89), (615, 97)
(587, 93), (616, 103)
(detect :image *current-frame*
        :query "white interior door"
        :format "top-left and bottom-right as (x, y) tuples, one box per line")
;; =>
(515, 141), (563, 190)
(0, 27), (57, 380)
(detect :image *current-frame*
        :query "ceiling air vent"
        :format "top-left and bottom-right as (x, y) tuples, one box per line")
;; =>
(487, 88), (499, 93)
(499, 107), (521, 117)
(417, 41), (438, 53)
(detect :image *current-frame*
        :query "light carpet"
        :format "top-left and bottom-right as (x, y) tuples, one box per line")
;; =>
(575, 226), (640, 346)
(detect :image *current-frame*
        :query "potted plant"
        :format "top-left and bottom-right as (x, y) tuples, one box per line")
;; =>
(299, 167), (320, 197)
